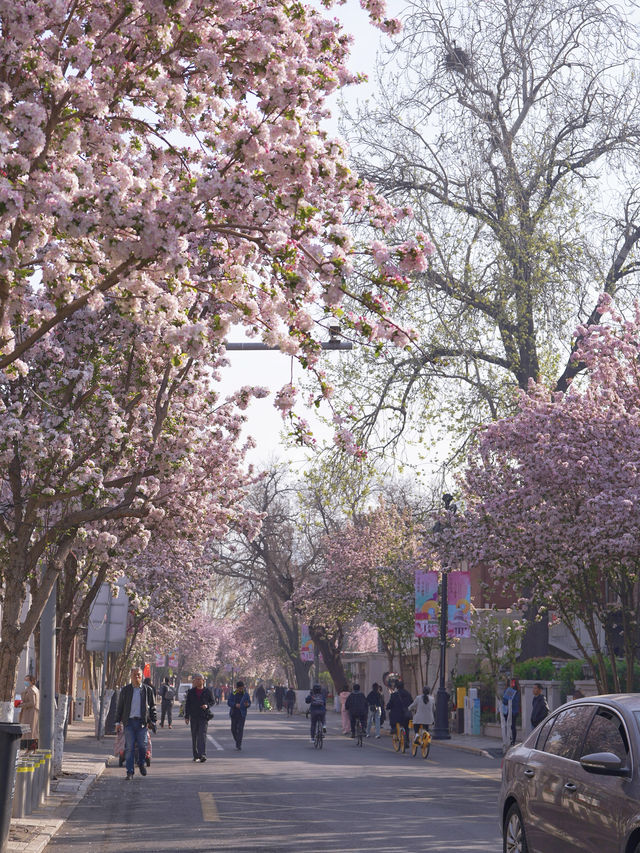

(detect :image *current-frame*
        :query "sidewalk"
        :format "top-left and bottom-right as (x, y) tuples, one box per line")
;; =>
(7, 717), (113, 853)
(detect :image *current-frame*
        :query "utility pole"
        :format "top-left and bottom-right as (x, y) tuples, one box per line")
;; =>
(39, 581), (56, 752)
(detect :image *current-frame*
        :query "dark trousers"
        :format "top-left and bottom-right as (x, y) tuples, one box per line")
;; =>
(231, 712), (246, 747)
(350, 712), (367, 736)
(285, 701), (294, 716)
(161, 701), (172, 727)
(190, 717), (208, 758)
(310, 710), (325, 738)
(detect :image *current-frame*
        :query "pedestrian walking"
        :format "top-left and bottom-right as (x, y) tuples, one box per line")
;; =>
(115, 666), (157, 780)
(366, 682), (383, 738)
(184, 673), (215, 762)
(502, 677), (521, 746)
(275, 684), (284, 711)
(530, 683), (549, 728)
(408, 686), (435, 742)
(228, 680), (251, 750)
(19, 674), (39, 751)
(284, 686), (295, 716)
(338, 684), (351, 735)
(159, 677), (176, 728)
(254, 683), (266, 712)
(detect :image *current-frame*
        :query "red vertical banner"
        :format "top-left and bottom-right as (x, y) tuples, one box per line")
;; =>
(447, 571), (471, 638)
(415, 571), (439, 637)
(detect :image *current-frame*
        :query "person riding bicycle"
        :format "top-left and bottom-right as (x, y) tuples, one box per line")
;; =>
(386, 678), (413, 743)
(305, 684), (326, 744)
(408, 685), (435, 741)
(345, 683), (368, 739)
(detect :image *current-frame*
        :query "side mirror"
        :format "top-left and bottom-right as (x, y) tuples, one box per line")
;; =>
(580, 751), (629, 776)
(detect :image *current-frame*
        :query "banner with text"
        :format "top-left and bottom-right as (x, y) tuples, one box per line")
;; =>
(300, 624), (314, 661)
(447, 571), (471, 638)
(414, 571), (439, 638)
(154, 652), (166, 667)
(167, 652), (179, 668)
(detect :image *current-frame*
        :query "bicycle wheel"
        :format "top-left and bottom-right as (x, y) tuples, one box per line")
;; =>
(411, 731), (418, 757)
(392, 725), (401, 752)
(421, 734), (431, 759)
(315, 731), (323, 749)
(400, 727), (407, 753)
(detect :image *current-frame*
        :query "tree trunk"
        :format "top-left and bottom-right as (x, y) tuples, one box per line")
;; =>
(310, 632), (347, 692)
(53, 694), (70, 776)
(292, 657), (312, 690)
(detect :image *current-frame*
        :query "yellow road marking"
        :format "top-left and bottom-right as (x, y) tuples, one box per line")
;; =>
(199, 791), (221, 822)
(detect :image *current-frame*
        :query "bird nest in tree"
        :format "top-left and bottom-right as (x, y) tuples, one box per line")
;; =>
(445, 45), (471, 74)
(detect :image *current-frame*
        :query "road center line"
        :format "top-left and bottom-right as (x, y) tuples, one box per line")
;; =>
(207, 734), (224, 751)
(198, 791), (221, 822)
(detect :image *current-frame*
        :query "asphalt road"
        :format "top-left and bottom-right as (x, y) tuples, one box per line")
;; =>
(47, 709), (502, 852)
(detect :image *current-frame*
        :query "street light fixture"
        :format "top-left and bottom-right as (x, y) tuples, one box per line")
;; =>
(432, 493), (457, 740)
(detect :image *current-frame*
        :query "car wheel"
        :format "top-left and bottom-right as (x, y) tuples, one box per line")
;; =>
(504, 803), (528, 853)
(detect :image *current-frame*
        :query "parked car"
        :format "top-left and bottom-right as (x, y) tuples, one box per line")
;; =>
(499, 694), (640, 852)
(177, 683), (191, 703)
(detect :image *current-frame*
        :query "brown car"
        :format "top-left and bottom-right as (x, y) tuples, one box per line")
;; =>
(499, 694), (640, 852)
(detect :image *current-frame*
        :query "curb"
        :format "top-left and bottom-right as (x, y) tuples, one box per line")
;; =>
(7, 758), (106, 853)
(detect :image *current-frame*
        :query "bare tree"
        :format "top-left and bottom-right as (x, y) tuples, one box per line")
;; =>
(331, 0), (640, 450)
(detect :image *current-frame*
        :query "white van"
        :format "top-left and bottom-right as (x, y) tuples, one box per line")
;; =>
(177, 683), (191, 702)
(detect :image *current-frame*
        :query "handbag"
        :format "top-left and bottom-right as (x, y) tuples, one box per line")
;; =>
(204, 708), (214, 721)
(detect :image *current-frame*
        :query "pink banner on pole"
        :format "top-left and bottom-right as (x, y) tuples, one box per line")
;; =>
(415, 571), (439, 637)
(154, 652), (166, 667)
(167, 652), (179, 668)
(300, 624), (314, 661)
(447, 571), (471, 638)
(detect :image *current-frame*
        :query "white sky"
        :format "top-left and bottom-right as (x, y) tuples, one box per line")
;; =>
(219, 1), (405, 471)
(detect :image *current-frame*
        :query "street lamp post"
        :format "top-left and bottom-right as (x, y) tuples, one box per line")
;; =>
(432, 493), (456, 740)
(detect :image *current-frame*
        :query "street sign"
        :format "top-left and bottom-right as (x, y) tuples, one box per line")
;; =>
(86, 581), (128, 651)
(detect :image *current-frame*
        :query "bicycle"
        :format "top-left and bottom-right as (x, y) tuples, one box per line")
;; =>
(391, 722), (407, 753)
(355, 717), (365, 747)
(313, 721), (324, 749)
(409, 720), (432, 759)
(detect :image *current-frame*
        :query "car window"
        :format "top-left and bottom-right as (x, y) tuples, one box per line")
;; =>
(534, 714), (556, 750)
(582, 707), (629, 764)
(540, 705), (594, 760)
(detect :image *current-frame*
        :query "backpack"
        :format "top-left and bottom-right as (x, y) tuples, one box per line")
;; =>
(162, 684), (175, 702)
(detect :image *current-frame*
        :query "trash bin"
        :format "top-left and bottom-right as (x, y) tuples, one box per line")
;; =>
(0, 722), (26, 853)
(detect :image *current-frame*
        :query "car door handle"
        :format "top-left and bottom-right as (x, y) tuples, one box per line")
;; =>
(523, 769), (535, 777)
(564, 782), (577, 792)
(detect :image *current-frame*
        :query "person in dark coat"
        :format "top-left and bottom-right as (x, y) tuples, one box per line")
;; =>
(184, 673), (215, 762)
(305, 684), (326, 743)
(366, 682), (383, 738)
(159, 677), (175, 728)
(345, 683), (368, 738)
(386, 678), (413, 742)
(254, 683), (266, 711)
(115, 666), (157, 780)
(284, 687), (296, 716)
(530, 683), (549, 728)
(228, 680), (251, 750)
